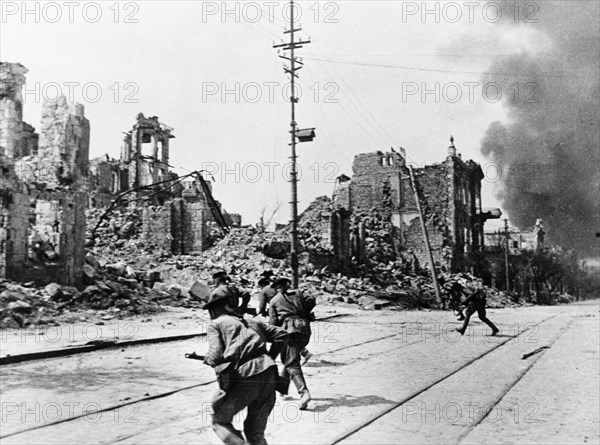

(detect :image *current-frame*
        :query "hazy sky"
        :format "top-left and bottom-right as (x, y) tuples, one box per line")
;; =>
(2, 1), (558, 230)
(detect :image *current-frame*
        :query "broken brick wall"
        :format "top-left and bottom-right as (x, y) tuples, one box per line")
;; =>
(334, 147), (485, 274)
(0, 170), (29, 279)
(347, 152), (405, 218)
(446, 157), (484, 272)
(0, 62), (90, 286)
(25, 189), (88, 285)
(142, 205), (172, 252)
(400, 156), (484, 273)
(142, 188), (211, 255)
(401, 164), (452, 270)
(332, 180), (351, 210)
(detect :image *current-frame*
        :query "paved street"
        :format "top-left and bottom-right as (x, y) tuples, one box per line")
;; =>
(1, 301), (598, 445)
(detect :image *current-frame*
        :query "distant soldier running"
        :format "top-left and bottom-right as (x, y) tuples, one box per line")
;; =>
(455, 287), (500, 336)
(442, 280), (466, 321)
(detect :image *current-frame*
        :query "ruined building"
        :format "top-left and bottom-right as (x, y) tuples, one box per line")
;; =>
(329, 138), (497, 273)
(1, 62), (89, 285)
(88, 114), (241, 255)
(1, 61), (240, 288)
(88, 113), (179, 208)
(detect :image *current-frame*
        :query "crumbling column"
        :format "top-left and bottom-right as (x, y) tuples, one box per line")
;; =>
(36, 97), (90, 184)
(0, 62), (28, 160)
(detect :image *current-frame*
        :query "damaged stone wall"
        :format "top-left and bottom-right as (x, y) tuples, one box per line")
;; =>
(347, 151), (405, 219)
(89, 115), (237, 255)
(141, 181), (216, 254)
(401, 164), (451, 269)
(0, 169), (29, 278)
(331, 141), (485, 273)
(126, 113), (174, 193)
(0, 62), (89, 286)
(88, 114), (178, 207)
(1, 63), (38, 160)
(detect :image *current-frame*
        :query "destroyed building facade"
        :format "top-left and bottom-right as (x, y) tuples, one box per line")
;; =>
(1, 62), (89, 285)
(88, 114), (241, 255)
(328, 138), (493, 273)
(1, 61), (240, 288)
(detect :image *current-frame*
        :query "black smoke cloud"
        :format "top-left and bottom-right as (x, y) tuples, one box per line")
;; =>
(476, 1), (599, 257)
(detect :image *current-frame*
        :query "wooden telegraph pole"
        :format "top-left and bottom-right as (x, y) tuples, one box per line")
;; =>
(274, 0), (313, 289)
(504, 218), (510, 292)
(408, 165), (442, 306)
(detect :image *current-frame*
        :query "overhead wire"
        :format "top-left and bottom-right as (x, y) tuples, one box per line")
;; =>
(302, 56), (581, 78)
(310, 40), (399, 147)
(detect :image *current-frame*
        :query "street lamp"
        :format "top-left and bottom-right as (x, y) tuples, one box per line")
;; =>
(295, 128), (316, 143)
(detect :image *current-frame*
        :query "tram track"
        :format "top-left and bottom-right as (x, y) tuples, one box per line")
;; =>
(1, 314), (561, 443)
(328, 313), (568, 445)
(0, 314), (349, 366)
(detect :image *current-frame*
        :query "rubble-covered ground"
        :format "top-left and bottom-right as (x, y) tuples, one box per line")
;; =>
(1, 203), (524, 329)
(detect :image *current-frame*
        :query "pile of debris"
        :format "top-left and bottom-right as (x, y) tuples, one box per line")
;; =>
(1, 198), (519, 329)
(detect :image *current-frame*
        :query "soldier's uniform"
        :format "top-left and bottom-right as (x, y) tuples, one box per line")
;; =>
(257, 281), (277, 317)
(269, 280), (315, 409)
(212, 271), (251, 313)
(456, 288), (499, 336)
(203, 286), (291, 445)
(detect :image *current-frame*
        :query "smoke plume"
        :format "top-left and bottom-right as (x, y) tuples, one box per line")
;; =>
(475, 1), (600, 257)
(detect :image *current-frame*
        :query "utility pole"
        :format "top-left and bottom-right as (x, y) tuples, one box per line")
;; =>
(504, 218), (510, 292)
(408, 166), (442, 306)
(274, 0), (312, 289)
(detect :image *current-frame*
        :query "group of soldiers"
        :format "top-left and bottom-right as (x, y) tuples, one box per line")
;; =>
(198, 270), (315, 445)
(195, 270), (499, 445)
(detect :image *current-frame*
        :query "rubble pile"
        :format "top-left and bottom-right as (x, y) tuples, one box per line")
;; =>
(86, 207), (160, 262)
(0, 201), (517, 329)
(294, 196), (335, 254)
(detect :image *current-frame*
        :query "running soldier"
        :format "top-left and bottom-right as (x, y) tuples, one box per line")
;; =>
(455, 287), (500, 336)
(269, 277), (315, 410)
(257, 276), (277, 317)
(212, 270), (251, 314)
(202, 285), (293, 445)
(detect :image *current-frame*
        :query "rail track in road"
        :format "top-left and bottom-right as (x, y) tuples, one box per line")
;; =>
(0, 314), (349, 365)
(329, 314), (572, 445)
(1, 312), (563, 444)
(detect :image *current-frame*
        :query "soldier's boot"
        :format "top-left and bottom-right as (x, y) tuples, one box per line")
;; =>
(291, 374), (312, 410)
(456, 310), (473, 335)
(301, 349), (313, 365)
(212, 422), (247, 445)
(299, 390), (312, 411)
(487, 321), (500, 336)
